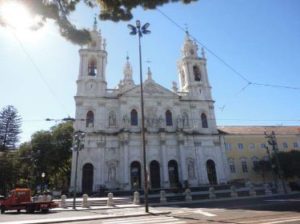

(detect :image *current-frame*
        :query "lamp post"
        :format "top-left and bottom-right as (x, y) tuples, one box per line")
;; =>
(72, 130), (86, 210)
(127, 20), (150, 213)
(41, 172), (45, 193)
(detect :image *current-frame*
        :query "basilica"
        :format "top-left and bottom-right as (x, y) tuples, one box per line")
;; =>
(70, 22), (229, 194)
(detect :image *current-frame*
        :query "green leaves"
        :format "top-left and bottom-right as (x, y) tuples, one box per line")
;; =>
(0, 0), (198, 45)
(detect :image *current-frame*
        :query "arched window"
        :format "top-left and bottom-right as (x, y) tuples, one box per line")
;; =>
(193, 65), (201, 81)
(88, 59), (97, 76)
(131, 109), (138, 126)
(86, 111), (94, 127)
(165, 110), (173, 126)
(201, 113), (208, 128)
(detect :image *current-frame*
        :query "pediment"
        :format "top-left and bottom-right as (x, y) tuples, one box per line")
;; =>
(120, 81), (177, 98)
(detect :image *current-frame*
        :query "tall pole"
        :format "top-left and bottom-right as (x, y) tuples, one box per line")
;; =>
(128, 20), (150, 213)
(73, 148), (79, 209)
(72, 131), (85, 210)
(138, 24), (149, 214)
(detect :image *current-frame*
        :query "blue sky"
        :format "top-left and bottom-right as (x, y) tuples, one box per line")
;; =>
(0, 0), (299, 143)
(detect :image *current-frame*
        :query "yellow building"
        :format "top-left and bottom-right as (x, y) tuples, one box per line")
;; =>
(218, 126), (300, 183)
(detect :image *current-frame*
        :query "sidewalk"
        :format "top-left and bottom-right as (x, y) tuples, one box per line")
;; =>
(1, 205), (170, 224)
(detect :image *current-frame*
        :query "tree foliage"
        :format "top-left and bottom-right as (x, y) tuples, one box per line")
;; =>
(253, 159), (272, 183)
(0, 105), (22, 151)
(275, 150), (300, 178)
(0, 0), (197, 45)
(0, 121), (73, 195)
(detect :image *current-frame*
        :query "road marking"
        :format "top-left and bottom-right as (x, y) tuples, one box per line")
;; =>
(241, 216), (300, 224)
(194, 209), (216, 217)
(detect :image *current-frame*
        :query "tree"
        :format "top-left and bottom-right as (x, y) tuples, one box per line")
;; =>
(0, 0), (197, 45)
(0, 105), (22, 151)
(14, 121), (74, 193)
(253, 160), (272, 183)
(275, 150), (300, 179)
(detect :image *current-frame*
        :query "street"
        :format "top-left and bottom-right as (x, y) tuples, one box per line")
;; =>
(0, 194), (299, 224)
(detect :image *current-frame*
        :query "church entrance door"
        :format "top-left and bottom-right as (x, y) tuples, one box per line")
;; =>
(150, 160), (161, 189)
(168, 160), (179, 188)
(206, 159), (217, 185)
(130, 161), (141, 190)
(82, 163), (94, 195)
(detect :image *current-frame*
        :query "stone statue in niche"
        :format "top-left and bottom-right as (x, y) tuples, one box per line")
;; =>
(109, 111), (116, 126)
(187, 159), (195, 179)
(177, 116), (183, 129)
(108, 165), (116, 182)
(122, 114), (129, 127)
(182, 113), (189, 128)
(158, 115), (164, 128)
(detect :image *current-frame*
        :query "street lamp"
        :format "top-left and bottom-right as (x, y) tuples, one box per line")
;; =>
(127, 20), (150, 213)
(41, 172), (45, 193)
(72, 130), (86, 210)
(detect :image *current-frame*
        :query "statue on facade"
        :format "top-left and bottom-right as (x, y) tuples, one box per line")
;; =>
(109, 111), (116, 126)
(187, 159), (195, 180)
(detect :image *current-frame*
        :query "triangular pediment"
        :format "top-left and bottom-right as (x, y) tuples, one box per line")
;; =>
(119, 80), (177, 98)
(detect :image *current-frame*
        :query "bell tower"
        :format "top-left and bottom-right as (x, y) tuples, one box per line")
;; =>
(177, 32), (212, 101)
(76, 18), (107, 97)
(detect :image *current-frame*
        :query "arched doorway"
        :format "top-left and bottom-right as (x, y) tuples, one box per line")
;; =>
(130, 161), (141, 190)
(82, 163), (94, 195)
(168, 160), (179, 188)
(206, 159), (217, 185)
(150, 160), (161, 189)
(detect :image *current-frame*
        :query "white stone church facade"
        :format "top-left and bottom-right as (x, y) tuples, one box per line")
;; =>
(70, 23), (229, 194)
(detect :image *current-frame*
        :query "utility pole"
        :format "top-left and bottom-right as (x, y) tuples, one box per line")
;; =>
(265, 131), (287, 194)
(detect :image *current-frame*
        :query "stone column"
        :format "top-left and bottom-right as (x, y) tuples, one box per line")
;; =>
(160, 133), (169, 188)
(123, 133), (130, 190)
(178, 134), (187, 182)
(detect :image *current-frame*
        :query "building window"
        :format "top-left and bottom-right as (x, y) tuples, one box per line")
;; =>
(252, 157), (259, 168)
(261, 143), (266, 149)
(248, 143), (255, 150)
(241, 160), (248, 173)
(193, 65), (201, 81)
(282, 142), (288, 149)
(86, 111), (94, 127)
(225, 143), (232, 151)
(88, 59), (97, 76)
(131, 109), (138, 126)
(165, 110), (173, 126)
(238, 143), (244, 150)
(228, 159), (236, 173)
(201, 113), (208, 128)
(293, 142), (299, 148)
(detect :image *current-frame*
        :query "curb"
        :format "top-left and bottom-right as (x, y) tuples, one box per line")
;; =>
(1, 211), (171, 224)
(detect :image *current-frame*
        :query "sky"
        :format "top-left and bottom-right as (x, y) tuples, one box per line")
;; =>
(0, 0), (299, 144)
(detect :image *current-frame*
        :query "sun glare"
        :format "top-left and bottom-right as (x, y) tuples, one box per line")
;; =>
(0, 1), (35, 29)
(0, 1), (45, 40)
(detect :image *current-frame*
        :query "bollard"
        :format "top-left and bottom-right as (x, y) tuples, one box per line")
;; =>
(82, 194), (89, 208)
(160, 190), (167, 203)
(246, 182), (256, 197)
(46, 194), (52, 202)
(209, 187), (216, 199)
(230, 185), (238, 198)
(61, 195), (67, 208)
(107, 192), (114, 206)
(264, 183), (272, 195)
(184, 188), (192, 202)
(133, 191), (140, 205)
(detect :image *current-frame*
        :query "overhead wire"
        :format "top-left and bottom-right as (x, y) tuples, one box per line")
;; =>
(10, 29), (69, 115)
(156, 8), (300, 111)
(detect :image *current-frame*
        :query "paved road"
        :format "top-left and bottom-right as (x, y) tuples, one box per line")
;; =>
(1, 194), (300, 224)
